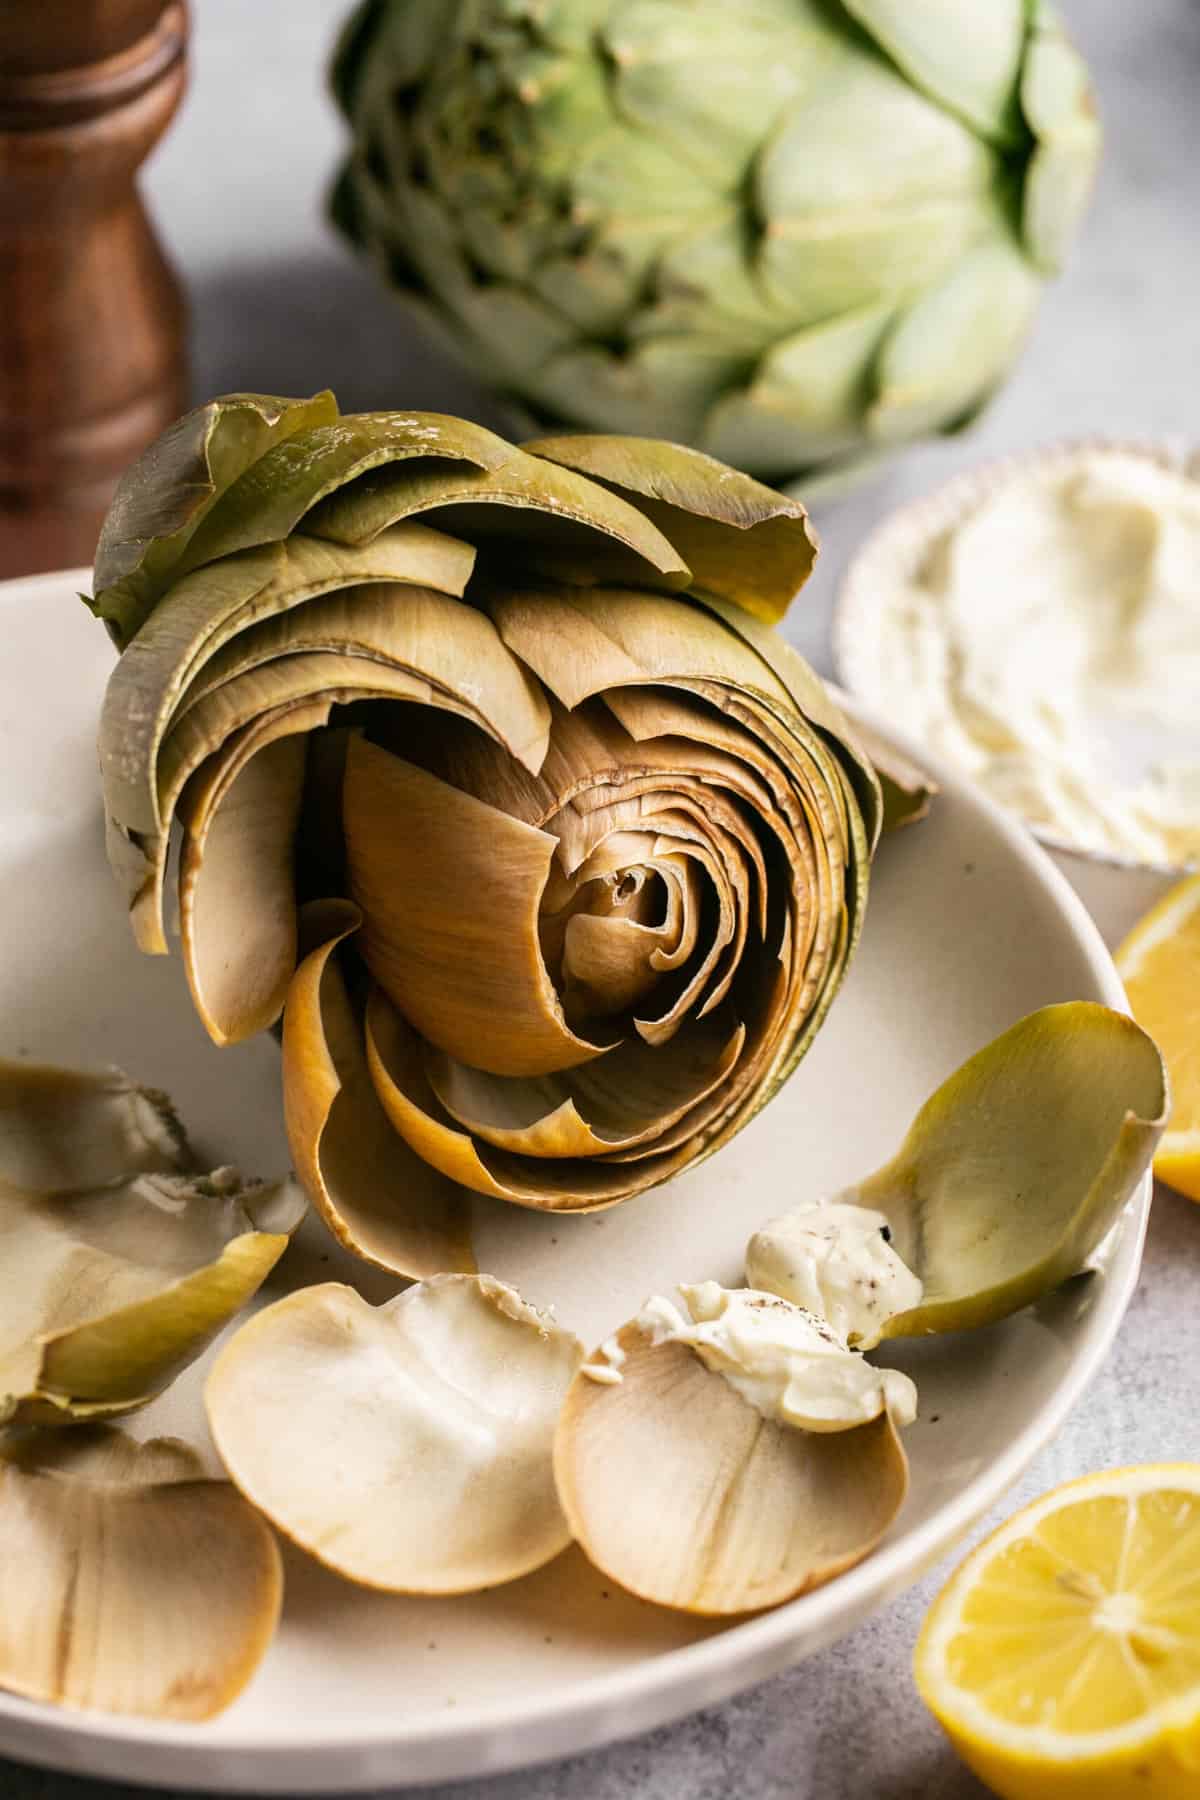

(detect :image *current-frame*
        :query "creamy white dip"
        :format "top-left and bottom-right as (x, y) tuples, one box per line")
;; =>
(633, 1281), (917, 1432)
(746, 1199), (923, 1349)
(866, 449), (1200, 866)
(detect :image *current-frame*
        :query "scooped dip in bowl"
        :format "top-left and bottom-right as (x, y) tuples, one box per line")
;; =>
(835, 441), (1199, 939)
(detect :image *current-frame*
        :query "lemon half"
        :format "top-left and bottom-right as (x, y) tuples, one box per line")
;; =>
(915, 1465), (1200, 1799)
(1116, 872), (1200, 1202)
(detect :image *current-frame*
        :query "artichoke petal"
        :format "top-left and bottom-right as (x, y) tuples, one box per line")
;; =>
(1020, 0), (1103, 274)
(281, 901), (474, 1277)
(522, 433), (817, 623)
(91, 392), (338, 650)
(206, 1277), (582, 1594)
(0, 1428), (282, 1720)
(0, 1055), (305, 1427)
(840, 0), (1027, 145)
(846, 1003), (1168, 1338)
(554, 1322), (908, 1614)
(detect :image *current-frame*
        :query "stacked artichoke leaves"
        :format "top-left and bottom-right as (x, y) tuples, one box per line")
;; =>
(331, 0), (1100, 490)
(93, 392), (879, 1274)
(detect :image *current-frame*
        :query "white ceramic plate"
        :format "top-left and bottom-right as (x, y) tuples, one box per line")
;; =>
(0, 569), (1148, 1793)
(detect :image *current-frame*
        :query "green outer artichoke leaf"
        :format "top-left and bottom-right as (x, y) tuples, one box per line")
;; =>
(840, 0), (1027, 146)
(0, 1167), (307, 1428)
(842, 717), (938, 834)
(1020, 0), (1102, 274)
(866, 1003), (1167, 1338)
(100, 523), (477, 840)
(522, 434), (817, 624)
(868, 240), (1042, 446)
(91, 391), (339, 650)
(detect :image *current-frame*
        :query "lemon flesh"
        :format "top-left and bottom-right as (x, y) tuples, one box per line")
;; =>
(1117, 872), (1200, 1202)
(916, 1466), (1200, 1799)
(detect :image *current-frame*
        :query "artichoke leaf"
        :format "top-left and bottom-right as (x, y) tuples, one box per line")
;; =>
(99, 523), (474, 842)
(522, 433), (817, 623)
(840, 0), (1027, 146)
(178, 734), (309, 1046)
(0, 1163), (305, 1428)
(846, 719), (938, 833)
(343, 737), (616, 1077)
(304, 437), (691, 593)
(853, 1004), (1168, 1338)
(281, 900), (474, 1278)
(0, 1427), (282, 1720)
(424, 1015), (745, 1160)
(1020, 0), (1102, 274)
(0, 1060), (187, 1194)
(554, 1324), (908, 1615)
(91, 390), (339, 649)
(363, 990), (698, 1211)
(206, 1277), (582, 1594)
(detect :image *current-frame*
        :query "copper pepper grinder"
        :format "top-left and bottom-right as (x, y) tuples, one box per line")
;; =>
(0, 0), (190, 578)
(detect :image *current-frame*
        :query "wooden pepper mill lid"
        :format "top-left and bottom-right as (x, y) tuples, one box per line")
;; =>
(0, 0), (190, 580)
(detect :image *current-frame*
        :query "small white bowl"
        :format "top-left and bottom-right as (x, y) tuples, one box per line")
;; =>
(834, 439), (1198, 946)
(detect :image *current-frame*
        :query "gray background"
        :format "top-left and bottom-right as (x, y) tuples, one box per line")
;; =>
(9, 1), (1200, 1795)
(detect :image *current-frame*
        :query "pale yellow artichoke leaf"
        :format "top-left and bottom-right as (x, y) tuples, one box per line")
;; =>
(423, 1015), (745, 1160)
(178, 733), (308, 1046)
(91, 389), (338, 650)
(523, 434), (817, 624)
(342, 736), (615, 1077)
(281, 900), (474, 1278)
(0, 1428), (282, 1719)
(206, 1276), (582, 1593)
(554, 1325), (909, 1615)
(0, 1166), (305, 1428)
(859, 1004), (1169, 1338)
(364, 990), (696, 1211)
(0, 1060), (187, 1193)
(176, 582), (551, 777)
(99, 524), (476, 840)
(840, 0), (1027, 145)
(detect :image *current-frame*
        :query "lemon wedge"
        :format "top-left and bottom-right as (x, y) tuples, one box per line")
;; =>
(1116, 873), (1200, 1202)
(915, 1466), (1200, 1799)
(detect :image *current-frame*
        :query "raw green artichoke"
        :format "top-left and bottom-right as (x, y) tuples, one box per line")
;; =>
(330, 0), (1100, 490)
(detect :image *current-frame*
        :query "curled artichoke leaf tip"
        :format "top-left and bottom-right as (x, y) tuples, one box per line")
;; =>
(0, 1056), (307, 1428)
(205, 1274), (583, 1594)
(753, 1002), (1167, 1343)
(0, 1426), (281, 1720)
(553, 1315), (908, 1617)
(328, 1), (1099, 488)
(95, 393), (879, 1248)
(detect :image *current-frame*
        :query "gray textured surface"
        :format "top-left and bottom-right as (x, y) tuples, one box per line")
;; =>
(7, 1), (1200, 1795)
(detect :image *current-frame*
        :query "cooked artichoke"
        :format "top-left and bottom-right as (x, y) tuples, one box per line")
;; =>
(92, 393), (880, 1267)
(0, 1058), (305, 1425)
(330, 0), (1099, 490)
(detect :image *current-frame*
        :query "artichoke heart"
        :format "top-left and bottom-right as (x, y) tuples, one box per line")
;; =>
(92, 393), (881, 1263)
(748, 1002), (1168, 1342)
(0, 1058), (306, 1426)
(329, 0), (1099, 489)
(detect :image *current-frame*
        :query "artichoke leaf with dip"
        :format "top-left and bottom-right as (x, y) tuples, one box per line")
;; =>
(0, 1057), (306, 1427)
(91, 393), (881, 1250)
(0, 1427), (281, 1720)
(556, 1282), (910, 1616)
(206, 1274), (583, 1594)
(747, 1002), (1167, 1344)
